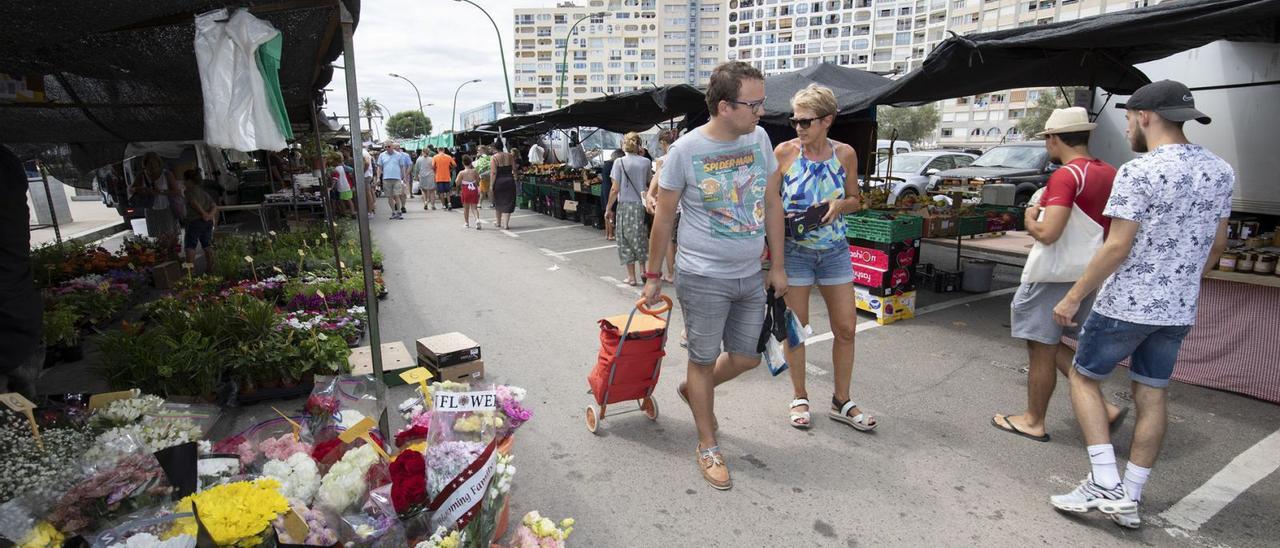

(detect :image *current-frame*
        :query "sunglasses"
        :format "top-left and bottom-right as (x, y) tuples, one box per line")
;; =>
(789, 115), (829, 129)
(726, 98), (766, 113)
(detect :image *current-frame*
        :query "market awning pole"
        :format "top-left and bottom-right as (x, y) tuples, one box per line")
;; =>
(339, 2), (389, 437)
(38, 162), (62, 244)
(312, 99), (344, 282)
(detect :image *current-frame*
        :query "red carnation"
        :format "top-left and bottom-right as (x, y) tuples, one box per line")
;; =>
(394, 424), (430, 447)
(389, 450), (427, 514)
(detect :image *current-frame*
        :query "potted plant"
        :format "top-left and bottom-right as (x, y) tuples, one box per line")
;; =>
(42, 306), (81, 365)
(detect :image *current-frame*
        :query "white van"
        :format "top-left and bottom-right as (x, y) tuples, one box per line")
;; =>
(876, 139), (913, 156)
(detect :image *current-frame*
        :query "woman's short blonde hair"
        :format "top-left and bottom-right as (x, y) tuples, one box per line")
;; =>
(791, 84), (838, 118)
(622, 132), (642, 154)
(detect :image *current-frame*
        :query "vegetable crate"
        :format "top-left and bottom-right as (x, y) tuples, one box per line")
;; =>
(915, 263), (962, 293)
(974, 205), (1024, 232)
(845, 210), (924, 243)
(958, 215), (987, 236)
(585, 297), (674, 434)
(854, 286), (916, 325)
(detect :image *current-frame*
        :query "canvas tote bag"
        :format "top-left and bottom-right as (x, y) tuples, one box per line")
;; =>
(1021, 162), (1104, 283)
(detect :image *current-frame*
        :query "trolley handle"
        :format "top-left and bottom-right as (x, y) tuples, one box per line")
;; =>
(635, 295), (673, 316)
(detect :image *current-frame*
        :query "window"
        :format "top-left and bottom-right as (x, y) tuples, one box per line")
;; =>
(1008, 109), (1024, 119)
(956, 96), (969, 105)
(926, 156), (954, 172)
(986, 127), (1001, 137)
(970, 128), (983, 137)
(951, 0), (965, 7)
(941, 128), (954, 137)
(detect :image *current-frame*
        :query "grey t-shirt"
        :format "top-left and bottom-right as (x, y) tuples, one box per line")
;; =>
(659, 125), (777, 279)
(611, 154), (652, 203)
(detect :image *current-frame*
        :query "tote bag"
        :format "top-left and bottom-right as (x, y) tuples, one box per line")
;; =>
(1021, 162), (1104, 283)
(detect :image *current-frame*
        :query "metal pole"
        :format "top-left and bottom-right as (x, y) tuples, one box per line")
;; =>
(390, 74), (426, 137)
(456, 0), (514, 113)
(340, 3), (389, 437)
(38, 162), (62, 244)
(312, 99), (344, 282)
(558, 12), (598, 109)
(451, 79), (481, 135)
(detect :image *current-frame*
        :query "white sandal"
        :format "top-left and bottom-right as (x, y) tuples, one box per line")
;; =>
(830, 399), (877, 432)
(789, 398), (812, 430)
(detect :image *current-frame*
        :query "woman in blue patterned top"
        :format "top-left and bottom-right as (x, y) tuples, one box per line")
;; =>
(775, 84), (877, 432)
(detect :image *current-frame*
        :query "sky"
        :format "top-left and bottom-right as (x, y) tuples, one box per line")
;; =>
(324, 0), (549, 140)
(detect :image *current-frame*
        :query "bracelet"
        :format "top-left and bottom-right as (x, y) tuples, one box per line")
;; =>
(643, 271), (662, 280)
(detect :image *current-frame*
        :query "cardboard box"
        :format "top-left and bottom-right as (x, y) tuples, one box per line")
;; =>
(422, 357), (486, 382)
(416, 332), (481, 367)
(853, 263), (916, 296)
(848, 239), (920, 270)
(348, 342), (417, 385)
(854, 287), (916, 325)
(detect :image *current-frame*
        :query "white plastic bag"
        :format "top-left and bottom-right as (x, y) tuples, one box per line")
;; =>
(194, 8), (286, 152)
(1021, 164), (1104, 283)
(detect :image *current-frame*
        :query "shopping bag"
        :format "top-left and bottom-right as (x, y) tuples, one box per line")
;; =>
(1022, 164), (1104, 283)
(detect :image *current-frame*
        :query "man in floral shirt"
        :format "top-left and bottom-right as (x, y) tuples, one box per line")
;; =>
(1049, 80), (1234, 529)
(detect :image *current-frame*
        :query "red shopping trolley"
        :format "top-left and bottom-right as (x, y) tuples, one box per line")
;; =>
(585, 296), (674, 434)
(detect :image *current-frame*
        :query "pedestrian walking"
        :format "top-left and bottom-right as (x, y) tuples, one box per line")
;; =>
(604, 132), (653, 286)
(993, 107), (1125, 443)
(645, 129), (681, 282)
(432, 147), (457, 212)
(328, 151), (356, 217)
(457, 155), (482, 229)
(181, 169), (217, 270)
(600, 149), (623, 241)
(773, 84), (874, 432)
(359, 147), (377, 219)
(378, 141), (411, 220)
(642, 61), (787, 491)
(1049, 80), (1233, 529)
(133, 152), (180, 239)
(415, 147), (436, 210)
(490, 146), (518, 229)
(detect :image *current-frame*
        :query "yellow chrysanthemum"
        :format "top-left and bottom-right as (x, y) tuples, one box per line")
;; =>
(168, 479), (290, 547)
(18, 521), (63, 548)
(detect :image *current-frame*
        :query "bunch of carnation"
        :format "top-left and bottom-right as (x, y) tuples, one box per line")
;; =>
(261, 453), (321, 504)
(316, 444), (379, 512)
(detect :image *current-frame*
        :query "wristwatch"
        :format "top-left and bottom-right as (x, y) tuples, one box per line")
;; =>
(643, 271), (663, 281)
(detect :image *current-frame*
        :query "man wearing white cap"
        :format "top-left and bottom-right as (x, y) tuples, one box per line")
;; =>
(1049, 80), (1234, 529)
(992, 106), (1125, 444)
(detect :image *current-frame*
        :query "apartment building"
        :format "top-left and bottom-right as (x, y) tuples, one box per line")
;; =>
(512, 0), (727, 113)
(726, 0), (1161, 147)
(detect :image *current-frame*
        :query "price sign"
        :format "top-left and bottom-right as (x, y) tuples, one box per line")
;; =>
(1, 393), (42, 449)
(271, 406), (303, 441)
(88, 389), (140, 411)
(399, 367), (434, 397)
(338, 417), (389, 461)
(281, 507), (310, 541)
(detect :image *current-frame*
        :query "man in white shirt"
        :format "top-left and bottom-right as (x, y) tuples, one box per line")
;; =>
(414, 148), (436, 211)
(377, 142), (412, 220)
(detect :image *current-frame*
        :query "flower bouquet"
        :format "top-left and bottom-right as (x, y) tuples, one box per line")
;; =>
(46, 452), (174, 535)
(169, 478), (290, 546)
(424, 382), (506, 542)
(271, 503), (338, 547)
(511, 512), (575, 548)
(91, 394), (163, 429)
(262, 453), (321, 506)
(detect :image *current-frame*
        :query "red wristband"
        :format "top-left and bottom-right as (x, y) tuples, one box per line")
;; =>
(643, 271), (662, 280)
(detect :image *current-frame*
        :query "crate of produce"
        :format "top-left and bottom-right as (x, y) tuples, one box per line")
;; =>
(849, 239), (920, 270)
(845, 210), (923, 243)
(975, 205), (1024, 232)
(958, 215), (987, 236)
(854, 287), (917, 325)
(915, 263), (962, 293)
(853, 263), (917, 297)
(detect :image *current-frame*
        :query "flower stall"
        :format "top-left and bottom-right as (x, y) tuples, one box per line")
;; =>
(0, 378), (564, 547)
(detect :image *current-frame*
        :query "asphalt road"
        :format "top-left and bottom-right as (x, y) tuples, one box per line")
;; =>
(350, 198), (1279, 548)
(45, 198), (1277, 547)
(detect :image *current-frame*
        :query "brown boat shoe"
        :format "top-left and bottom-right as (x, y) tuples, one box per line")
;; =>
(697, 445), (732, 491)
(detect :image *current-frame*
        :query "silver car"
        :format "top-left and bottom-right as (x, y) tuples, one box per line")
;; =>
(870, 151), (978, 205)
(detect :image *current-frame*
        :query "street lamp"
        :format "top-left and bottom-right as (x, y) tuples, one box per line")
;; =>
(388, 73), (434, 137)
(454, 0), (514, 114)
(558, 12), (607, 109)
(452, 79), (483, 136)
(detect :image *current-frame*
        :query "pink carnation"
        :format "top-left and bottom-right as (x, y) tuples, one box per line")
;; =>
(260, 433), (314, 461)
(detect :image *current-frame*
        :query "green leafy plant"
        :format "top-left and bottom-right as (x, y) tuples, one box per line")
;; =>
(42, 307), (81, 347)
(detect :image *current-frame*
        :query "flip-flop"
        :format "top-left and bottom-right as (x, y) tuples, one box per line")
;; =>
(990, 415), (1050, 442)
(1109, 406), (1130, 434)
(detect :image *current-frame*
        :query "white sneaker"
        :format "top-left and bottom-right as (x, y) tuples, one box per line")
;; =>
(1110, 501), (1141, 529)
(475, 220), (482, 230)
(1050, 474), (1137, 515)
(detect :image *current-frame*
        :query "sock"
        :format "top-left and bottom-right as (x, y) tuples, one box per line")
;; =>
(1087, 444), (1121, 488)
(1123, 463), (1151, 502)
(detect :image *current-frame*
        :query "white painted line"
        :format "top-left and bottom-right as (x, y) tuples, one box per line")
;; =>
(511, 224), (580, 235)
(538, 248), (568, 262)
(552, 244), (616, 256)
(509, 214), (539, 219)
(806, 286), (1018, 342)
(1159, 428), (1280, 531)
(501, 230), (520, 238)
(804, 362), (828, 376)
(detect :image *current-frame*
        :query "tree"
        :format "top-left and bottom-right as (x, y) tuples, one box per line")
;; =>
(359, 97), (386, 140)
(875, 103), (940, 144)
(1017, 87), (1083, 138)
(386, 110), (432, 138)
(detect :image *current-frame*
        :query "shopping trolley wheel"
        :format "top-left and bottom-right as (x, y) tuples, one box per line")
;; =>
(585, 405), (600, 434)
(640, 397), (658, 420)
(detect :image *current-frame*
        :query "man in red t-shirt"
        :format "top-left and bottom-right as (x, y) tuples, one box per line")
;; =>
(993, 107), (1127, 442)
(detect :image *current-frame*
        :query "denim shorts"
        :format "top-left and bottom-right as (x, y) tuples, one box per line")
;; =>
(1073, 312), (1192, 388)
(674, 268), (766, 365)
(782, 240), (854, 287)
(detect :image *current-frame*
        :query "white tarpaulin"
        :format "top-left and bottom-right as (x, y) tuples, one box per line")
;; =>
(194, 8), (287, 152)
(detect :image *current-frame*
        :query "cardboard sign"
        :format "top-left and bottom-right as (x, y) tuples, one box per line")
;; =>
(338, 417), (389, 461)
(0, 392), (36, 413)
(433, 390), (497, 413)
(399, 367), (434, 397)
(282, 507), (310, 541)
(271, 406), (303, 441)
(88, 389), (140, 411)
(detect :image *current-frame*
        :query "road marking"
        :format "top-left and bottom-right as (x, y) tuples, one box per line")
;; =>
(538, 248), (568, 262)
(510, 224), (580, 235)
(548, 244), (617, 256)
(509, 214), (539, 219)
(1159, 428), (1280, 531)
(805, 286), (1019, 342)
(501, 230), (520, 238)
(805, 362), (828, 376)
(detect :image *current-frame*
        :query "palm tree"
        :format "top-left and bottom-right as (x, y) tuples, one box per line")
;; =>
(359, 97), (387, 141)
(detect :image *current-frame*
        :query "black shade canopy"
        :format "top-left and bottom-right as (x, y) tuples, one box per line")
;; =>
(760, 62), (891, 125)
(478, 84), (707, 135)
(877, 0), (1280, 106)
(0, 0), (359, 177)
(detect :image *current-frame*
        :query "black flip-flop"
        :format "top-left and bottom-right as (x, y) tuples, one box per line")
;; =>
(991, 415), (1050, 442)
(1109, 406), (1130, 434)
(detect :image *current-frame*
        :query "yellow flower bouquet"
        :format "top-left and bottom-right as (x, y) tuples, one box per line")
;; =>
(168, 479), (290, 546)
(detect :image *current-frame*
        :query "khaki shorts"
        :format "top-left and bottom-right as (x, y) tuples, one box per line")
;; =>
(1010, 282), (1094, 345)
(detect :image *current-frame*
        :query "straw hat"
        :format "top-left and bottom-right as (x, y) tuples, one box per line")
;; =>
(1036, 106), (1097, 138)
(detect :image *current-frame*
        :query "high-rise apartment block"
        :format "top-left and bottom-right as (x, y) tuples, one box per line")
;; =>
(513, 0), (727, 113)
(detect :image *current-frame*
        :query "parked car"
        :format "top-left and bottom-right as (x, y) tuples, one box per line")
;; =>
(932, 141), (1058, 206)
(868, 150), (978, 205)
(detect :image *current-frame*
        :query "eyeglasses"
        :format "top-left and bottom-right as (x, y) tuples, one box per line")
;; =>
(726, 98), (766, 113)
(789, 115), (830, 129)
